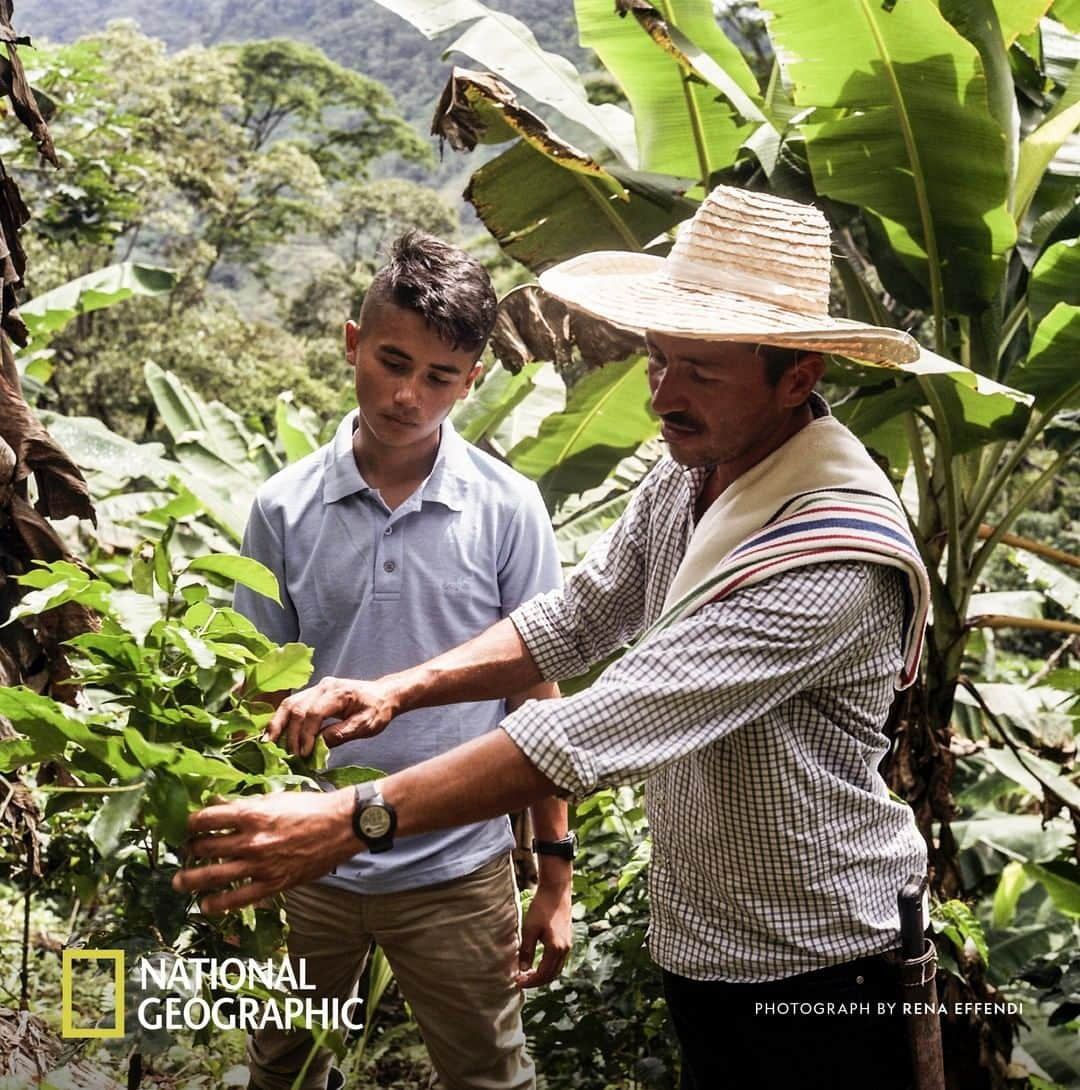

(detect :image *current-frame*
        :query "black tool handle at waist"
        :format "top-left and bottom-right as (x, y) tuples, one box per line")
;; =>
(899, 873), (930, 960)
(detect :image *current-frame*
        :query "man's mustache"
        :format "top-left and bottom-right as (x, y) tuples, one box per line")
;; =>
(660, 412), (701, 431)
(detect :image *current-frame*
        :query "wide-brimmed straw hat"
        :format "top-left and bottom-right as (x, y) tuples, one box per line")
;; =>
(538, 185), (920, 366)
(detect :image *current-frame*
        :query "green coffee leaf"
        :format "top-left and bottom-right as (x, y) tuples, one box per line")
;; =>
(185, 555), (281, 604)
(318, 765), (383, 788)
(0, 737), (41, 771)
(166, 623), (216, 670)
(87, 784), (145, 856)
(17, 560), (87, 589)
(146, 770), (193, 845)
(132, 542), (155, 595)
(154, 538), (174, 596)
(245, 643), (313, 695)
(181, 583), (209, 605)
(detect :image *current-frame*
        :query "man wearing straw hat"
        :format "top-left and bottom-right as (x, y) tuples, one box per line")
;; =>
(176, 186), (931, 1090)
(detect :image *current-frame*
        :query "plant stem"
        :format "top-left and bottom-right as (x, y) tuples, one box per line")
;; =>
(996, 296), (1028, 373)
(975, 525), (1080, 570)
(918, 378), (963, 592)
(655, 0), (711, 185)
(903, 412), (935, 539)
(36, 783), (145, 794)
(969, 439), (1079, 585)
(858, 0), (945, 351)
(20, 880), (30, 1010)
(963, 438), (1007, 537)
(967, 384), (1076, 541)
(966, 615), (1080, 636)
(579, 177), (642, 250)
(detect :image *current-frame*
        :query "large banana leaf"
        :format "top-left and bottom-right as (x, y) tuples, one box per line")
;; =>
(20, 262), (175, 342)
(992, 0), (1054, 46)
(38, 412), (176, 492)
(1016, 61), (1080, 224)
(576, 0), (759, 180)
(763, 0), (1016, 315)
(433, 70), (697, 271)
(144, 362), (279, 540)
(508, 356), (659, 508)
(1052, 0), (1080, 32)
(451, 361), (543, 444)
(1028, 236), (1080, 324)
(553, 438), (664, 565)
(1013, 301), (1080, 407)
(1011, 200), (1080, 409)
(372, 0), (637, 165)
(490, 363), (566, 455)
(835, 352), (1032, 454)
(466, 139), (697, 272)
(145, 361), (280, 479)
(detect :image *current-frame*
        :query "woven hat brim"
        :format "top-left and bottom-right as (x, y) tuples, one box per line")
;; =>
(539, 252), (920, 367)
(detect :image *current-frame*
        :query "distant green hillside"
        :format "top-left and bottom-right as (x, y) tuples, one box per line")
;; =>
(15, 0), (590, 125)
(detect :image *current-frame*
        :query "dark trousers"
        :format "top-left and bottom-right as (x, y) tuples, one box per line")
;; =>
(663, 952), (914, 1090)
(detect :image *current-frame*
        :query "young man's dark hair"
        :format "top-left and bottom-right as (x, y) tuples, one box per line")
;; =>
(361, 229), (497, 354)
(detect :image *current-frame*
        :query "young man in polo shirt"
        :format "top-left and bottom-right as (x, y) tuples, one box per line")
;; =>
(234, 231), (570, 1090)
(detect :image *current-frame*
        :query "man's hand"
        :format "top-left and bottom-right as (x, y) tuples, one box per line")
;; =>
(264, 676), (398, 757)
(515, 869), (573, 989)
(171, 789), (358, 913)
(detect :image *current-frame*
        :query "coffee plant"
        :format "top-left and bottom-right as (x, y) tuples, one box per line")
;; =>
(0, 525), (377, 962)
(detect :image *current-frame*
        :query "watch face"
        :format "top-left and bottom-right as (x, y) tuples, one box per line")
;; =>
(359, 806), (392, 840)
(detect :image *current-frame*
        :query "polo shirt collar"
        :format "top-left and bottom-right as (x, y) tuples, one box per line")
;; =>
(322, 411), (471, 511)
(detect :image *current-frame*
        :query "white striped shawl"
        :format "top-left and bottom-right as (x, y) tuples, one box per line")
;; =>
(648, 414), (930, 688)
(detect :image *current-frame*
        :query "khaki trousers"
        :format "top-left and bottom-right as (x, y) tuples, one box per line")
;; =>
(247, 855), (535, 1090)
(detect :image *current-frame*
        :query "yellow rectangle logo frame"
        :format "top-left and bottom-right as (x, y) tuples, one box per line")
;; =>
(61, 949), (125, 1038)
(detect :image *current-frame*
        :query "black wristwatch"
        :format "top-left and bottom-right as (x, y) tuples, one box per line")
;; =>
(532, 832), (577, 861)
(352, 780), (397, 854)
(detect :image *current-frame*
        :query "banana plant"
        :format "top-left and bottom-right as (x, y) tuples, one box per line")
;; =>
(385, 0), (1080, 755)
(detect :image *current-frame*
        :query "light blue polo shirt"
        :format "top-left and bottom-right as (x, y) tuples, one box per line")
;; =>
(235, 412), (562, 894)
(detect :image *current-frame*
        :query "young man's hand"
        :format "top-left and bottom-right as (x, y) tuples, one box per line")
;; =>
(263, 676), (399, 756)
(516, 866), (573, 989)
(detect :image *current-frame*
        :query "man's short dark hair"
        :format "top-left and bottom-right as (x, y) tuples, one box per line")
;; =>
(362, 230), (497, 355)
(756, 344), (805, 387)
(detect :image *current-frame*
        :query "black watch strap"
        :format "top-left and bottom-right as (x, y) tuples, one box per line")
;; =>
(532, 831), (577, 860)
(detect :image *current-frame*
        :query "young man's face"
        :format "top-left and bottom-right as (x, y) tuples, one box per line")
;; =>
(646, 332), (823, 469)
(345, 300), (482, 454)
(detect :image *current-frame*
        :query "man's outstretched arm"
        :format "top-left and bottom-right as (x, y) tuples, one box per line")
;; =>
(174, 729), (554, 913)
(267, 616), (543, 757)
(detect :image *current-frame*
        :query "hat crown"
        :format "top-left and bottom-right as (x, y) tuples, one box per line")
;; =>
(664, 186), (832, 317)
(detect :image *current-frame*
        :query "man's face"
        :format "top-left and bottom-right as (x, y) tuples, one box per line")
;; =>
(345, 300), (481, 452)
(646, 332), (821, 469)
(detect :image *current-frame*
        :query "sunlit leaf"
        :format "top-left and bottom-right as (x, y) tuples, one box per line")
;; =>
(246, 643), (314, 695)
(764, 0), (1015, 313)
(20, 262), (174, 341)
(87, 785), (145, 856)
(508, 357), (659, 507)
(185, 555), (281, 604)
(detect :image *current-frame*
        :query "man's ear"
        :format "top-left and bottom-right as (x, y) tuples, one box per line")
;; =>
(783, 352), (825, 406)
(344, 320), (360, 366)
(459, 360), (484, 399)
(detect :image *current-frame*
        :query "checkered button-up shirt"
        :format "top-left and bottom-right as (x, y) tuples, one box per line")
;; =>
(503, 456), (927, 982)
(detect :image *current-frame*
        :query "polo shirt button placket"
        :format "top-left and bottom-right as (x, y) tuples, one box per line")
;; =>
(376, 517), (403, 598)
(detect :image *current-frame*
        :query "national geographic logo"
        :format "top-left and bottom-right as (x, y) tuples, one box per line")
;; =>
(61, 949), (125, 1039)
(61, 952), (362, 1036)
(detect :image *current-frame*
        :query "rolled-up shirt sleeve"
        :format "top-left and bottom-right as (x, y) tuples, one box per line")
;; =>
(501, 562), (904, 797)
